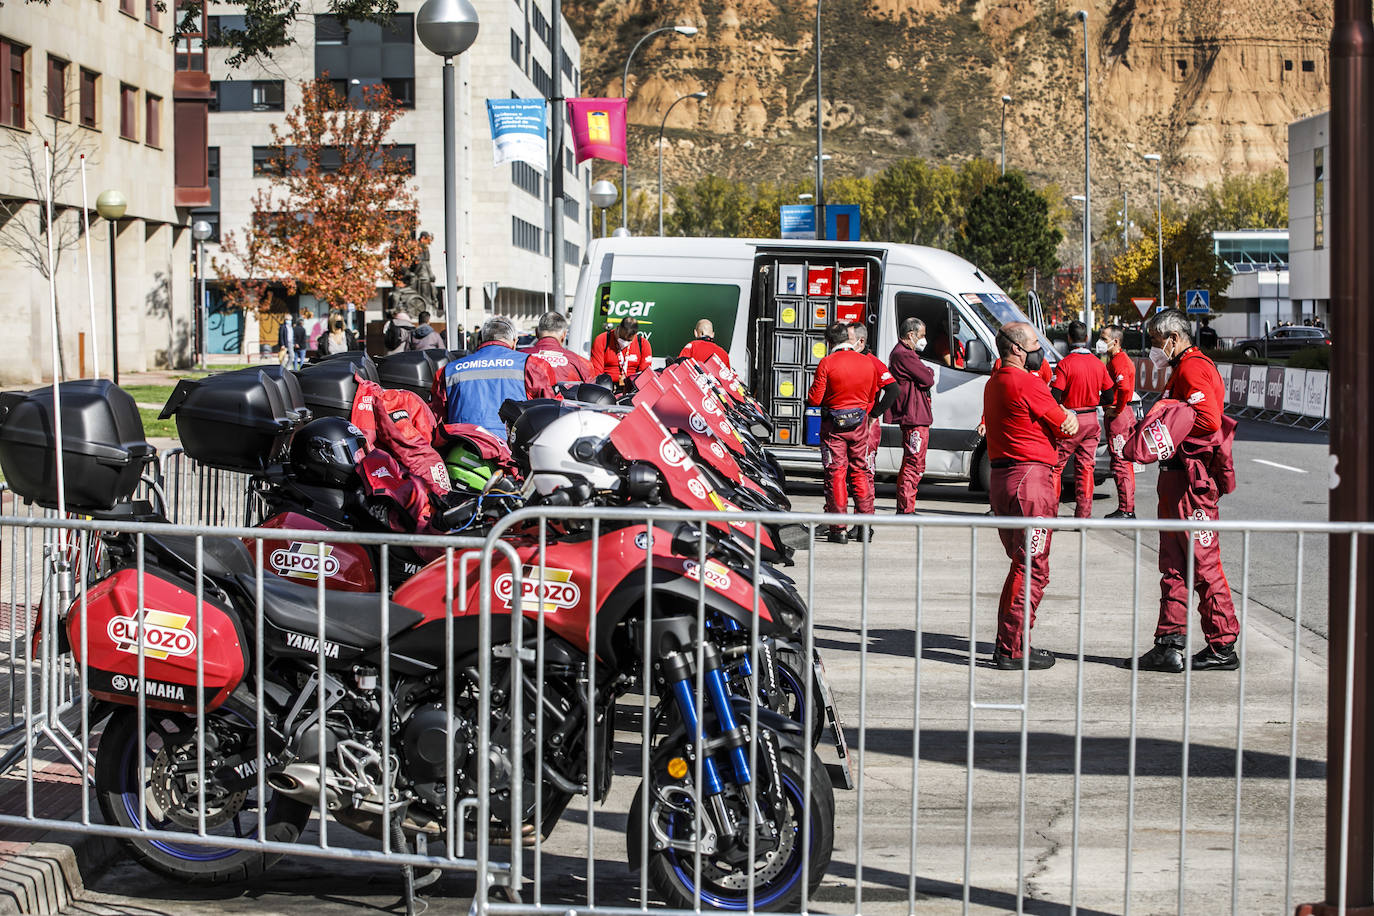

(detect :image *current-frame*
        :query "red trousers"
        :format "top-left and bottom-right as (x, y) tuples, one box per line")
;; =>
(1106, 410), (1136, 513)
(849, 420), (883, 512)
(1156, 468), (1239, 646)
(991, 463), (1056, 657)
(821, 421), (874, 526)
(895, 425), (929, 514)
(1053, 413), (1099, 518)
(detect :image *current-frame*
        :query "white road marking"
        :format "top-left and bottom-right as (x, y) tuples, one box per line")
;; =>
(1252, 458), (1308, 474)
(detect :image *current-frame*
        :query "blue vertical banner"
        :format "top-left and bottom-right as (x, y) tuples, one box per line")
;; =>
(825, 204), (861, 241)
(779, 205), (817, 239)
(486, 99), (548, 171)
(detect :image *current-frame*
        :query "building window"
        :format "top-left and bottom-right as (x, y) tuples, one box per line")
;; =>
(145, 93), (161, 147)
(532, 60), (551, 98)
(119, 84), (137, 139)
(565, 147), (574, 174)
(119, 0), (136, 16)
(532, 5), (551, 47)
(564, 240), (579, 266)
(382, 77), (415, 108)
(176, 7), (207, 71)
(315, 16), (349, 45)
(46, 56), (67, 120)
(1313, 148), (1324, 250)
(145, 0), (160, 28)
(565, 198), (578, 223)
(210, 79), (285, 112)
(513, 216), (541, 253)
(79, 68), (98, 128)
(510, 29), (522, 65)
(252, 145), (286, 176)
(383, 144), (416, 175)
(561, 55), (573, 82)
(512, 161), (541, 198)
(314, 14), (415, 107)
(251, 80), (284, 111)
(1176, 58), (1188, 76)
(1302, 59), (1315, 72)
(1283, 59), (1294, 71)
(1, 39), (25, 129)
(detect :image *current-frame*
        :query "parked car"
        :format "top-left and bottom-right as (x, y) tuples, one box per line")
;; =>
(1234, 326), (1331, 359)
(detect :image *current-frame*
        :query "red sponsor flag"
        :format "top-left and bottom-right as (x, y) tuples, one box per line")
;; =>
(566, 98), (628, 165)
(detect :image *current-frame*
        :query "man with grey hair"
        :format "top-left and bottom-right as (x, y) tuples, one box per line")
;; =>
(436, 315), (556, 438)
(524, 311), (594, 385)
(886, 316), (935, 513)
(1132, 308), (1239, 672)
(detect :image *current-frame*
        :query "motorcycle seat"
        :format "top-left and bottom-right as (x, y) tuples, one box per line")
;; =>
(146, 533), (256, 578)
(232, 573), (424, 651)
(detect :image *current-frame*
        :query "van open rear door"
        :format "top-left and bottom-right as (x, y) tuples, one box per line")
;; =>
(747, 248), (886, 451)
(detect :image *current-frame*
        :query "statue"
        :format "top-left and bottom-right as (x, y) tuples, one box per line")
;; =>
(389, 231), (439, 315)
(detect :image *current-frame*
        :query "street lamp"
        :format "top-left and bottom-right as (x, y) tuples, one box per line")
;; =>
(815, 0), (825, 240)
(95, 189), (126, 383)
(416, 0), (480, 351)
(192, 220), (212, 370)
(658, 91), (707, 237)
(1143, 153), (1164, 311)
(811, 155), (831, 238)
(622, 24), (699, 231)
(1000, 94), (1012, 175)
(1076, 10), (1092, 330)
(590, 180), (619, 238)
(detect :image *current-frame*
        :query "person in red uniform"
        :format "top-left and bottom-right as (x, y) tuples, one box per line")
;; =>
(886, 317), (935, 513)
(1133, 308), (1240, 672)
(589, 317), (653, 389)
(1097, 324), (1137, 519)
(983, 322), (1078, 669)
(523, 311), (595, 388)
(1050, 320), (1115, 518)
(679, 319), (731, 367)
(847, 322), (895, 527)
(807, 322), (896, 544)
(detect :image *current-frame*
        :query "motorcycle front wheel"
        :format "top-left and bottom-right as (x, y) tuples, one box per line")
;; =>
(644, 745), (834, 911)
(95, 708), (312, 885)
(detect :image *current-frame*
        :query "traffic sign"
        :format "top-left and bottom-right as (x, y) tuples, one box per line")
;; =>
(1131, 297), (1156, 318)
(1186, 289), (1211, 314)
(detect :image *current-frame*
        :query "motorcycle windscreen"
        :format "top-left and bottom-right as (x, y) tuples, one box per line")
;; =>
(699, 353), (748, 404)
(661, 364), (747, 454)
(67, 567), (247, 713)
(649, 384), (745, 484)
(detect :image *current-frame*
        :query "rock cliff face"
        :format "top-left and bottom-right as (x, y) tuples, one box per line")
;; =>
(564, 0), (1330, 206)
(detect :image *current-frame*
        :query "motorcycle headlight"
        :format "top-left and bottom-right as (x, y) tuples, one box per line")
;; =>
(759, 578), (807, 636)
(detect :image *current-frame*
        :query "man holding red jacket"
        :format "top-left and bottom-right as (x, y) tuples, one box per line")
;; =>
(983, 322), (1078, 669)
(885, 316), (935, 513)
(1051, 320), (1116, 518)
(1097, 324), (1137, 519)
(808, 322), (896, 544)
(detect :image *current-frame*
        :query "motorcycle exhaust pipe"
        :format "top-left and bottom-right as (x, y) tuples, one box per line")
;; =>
(267, 772), (301, 793)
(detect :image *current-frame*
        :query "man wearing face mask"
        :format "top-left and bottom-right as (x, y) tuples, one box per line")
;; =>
(848, 322), (896, 529)
(1050, 320), (1116, 518)
(886, 317), (936, 513)
(1134, 308), (1239, 672)
(983, 322), (1078, 669)
(1097, 324), (1137, 519)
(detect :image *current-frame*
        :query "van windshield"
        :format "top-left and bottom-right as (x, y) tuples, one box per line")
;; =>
(961, 293), (1058, 363)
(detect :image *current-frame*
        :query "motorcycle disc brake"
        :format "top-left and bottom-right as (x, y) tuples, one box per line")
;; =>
(148, 746), (248, 830)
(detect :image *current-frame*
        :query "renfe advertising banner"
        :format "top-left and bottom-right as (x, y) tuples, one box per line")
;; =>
(485, 99), (547, 171)
(566, 98), (628, 165)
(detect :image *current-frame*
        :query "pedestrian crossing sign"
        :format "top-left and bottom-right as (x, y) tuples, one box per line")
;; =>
(1186, 289), (1210, 314)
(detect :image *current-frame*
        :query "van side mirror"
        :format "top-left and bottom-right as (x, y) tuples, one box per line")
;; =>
(964, 339), (992, 371)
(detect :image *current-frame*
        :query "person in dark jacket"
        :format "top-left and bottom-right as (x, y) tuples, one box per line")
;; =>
(886, 317), (936, 513)
(523, 311), (595, 385)
(408, 311), (445, 351)
(277, 317), (307, 369)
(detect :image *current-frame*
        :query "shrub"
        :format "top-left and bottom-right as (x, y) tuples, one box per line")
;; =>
(1287, 346), (1331, 370)
(1204, 347), (1270, 366)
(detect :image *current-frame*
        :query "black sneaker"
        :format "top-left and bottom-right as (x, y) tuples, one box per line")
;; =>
(993, 647), (1056, 670)
(1128, 641), (1185, 673)
(1192, 643), (1239, 671)
(852, 525), (875, 543)
(1105, 509), (1137, 520)
(826, 527), (849, 545)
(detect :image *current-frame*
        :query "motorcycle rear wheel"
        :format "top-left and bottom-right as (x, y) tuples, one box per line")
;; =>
(95, 708), (312, 885)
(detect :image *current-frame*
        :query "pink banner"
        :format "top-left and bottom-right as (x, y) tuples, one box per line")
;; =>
(566, 98), (628, 166)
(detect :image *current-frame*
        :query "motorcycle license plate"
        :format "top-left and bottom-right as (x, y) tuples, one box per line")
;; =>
(812, 656), (855, 791)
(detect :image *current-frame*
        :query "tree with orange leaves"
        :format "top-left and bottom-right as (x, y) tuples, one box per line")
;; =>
(215, 77), (419, 317)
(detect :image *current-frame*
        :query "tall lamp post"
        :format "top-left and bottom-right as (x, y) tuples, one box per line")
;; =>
(416, 0), (480, 351)
(658, 91), (707, 237)
(95, 189), (126, 384)
(621, 24), (699, 233)
(815, 0), (825, 240)
(1076, 9), (1092, 330)
(1000, 94), (1012, 175)
(590, 180), (618, 237)
(192, 220), (212, 370)
(1143, 153), (1164, 311)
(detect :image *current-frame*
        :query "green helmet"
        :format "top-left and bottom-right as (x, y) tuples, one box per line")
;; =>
(444, 443), (497, 491)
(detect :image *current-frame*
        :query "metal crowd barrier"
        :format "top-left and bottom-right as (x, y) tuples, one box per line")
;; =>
(0, 503), (1359, 915)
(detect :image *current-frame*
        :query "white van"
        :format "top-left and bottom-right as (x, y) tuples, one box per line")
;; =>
(568, 236), (1079, 489)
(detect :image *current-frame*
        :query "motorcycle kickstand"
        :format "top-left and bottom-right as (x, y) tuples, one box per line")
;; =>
(393, 813), (441, 916)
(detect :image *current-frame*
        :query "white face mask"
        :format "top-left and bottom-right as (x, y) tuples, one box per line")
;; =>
(1148, 345), (1171, 369)
(914, 337), (928, 352)
(1094, 339), (1109, 355)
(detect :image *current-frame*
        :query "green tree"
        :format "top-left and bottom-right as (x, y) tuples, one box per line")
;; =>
(1109, 210), (1231, 318)
(952, 172), (1062, 303)
(664, 175), (754, 237)
(1195, 169), (1288, 232)
(868, 158), (960, 245)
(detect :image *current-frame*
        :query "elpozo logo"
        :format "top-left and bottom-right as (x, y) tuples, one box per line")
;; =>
(270, 542), (341, 581)
(682, 559), (733, 592)
(107, 609), (198, 660)
(689, 411), (709, 434)
(659, 437), (690, 468)
(495, 566), (581, 612)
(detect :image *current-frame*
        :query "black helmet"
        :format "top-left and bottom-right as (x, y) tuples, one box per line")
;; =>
(289, 416), (369, 487)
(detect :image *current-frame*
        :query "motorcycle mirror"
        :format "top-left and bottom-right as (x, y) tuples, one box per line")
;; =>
(670, 524), (705, 558)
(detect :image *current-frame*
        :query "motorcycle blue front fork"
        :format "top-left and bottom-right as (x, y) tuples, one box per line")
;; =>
(667, 644), (752, 796)
(718, 616), (753, 677)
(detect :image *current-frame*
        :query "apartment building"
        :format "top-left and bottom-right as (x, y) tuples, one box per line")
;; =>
(198, 0), (591, 355)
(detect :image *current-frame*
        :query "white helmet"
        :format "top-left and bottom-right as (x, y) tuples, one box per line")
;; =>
(525, 409), (623, 496)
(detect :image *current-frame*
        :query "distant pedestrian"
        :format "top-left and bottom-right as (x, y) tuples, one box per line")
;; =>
(807, 322), (896, 544)
(847, 322), (895, 522)
(383, 307), (415, 355)
(1097, 324), (1137, 519)
(1129, 309), (1240, 672)
(679, 319), (731, 367)
(277, 317), (306, 369)
(983, 322), (1078, 669)
(590, 317), (653, 389)
(321, 320), (351, 356)
(885, 317), (935, 514)
(409, 310), (445, 351)
(1050, 320), (1114, 518)
(1197, 318), (1219, 350)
